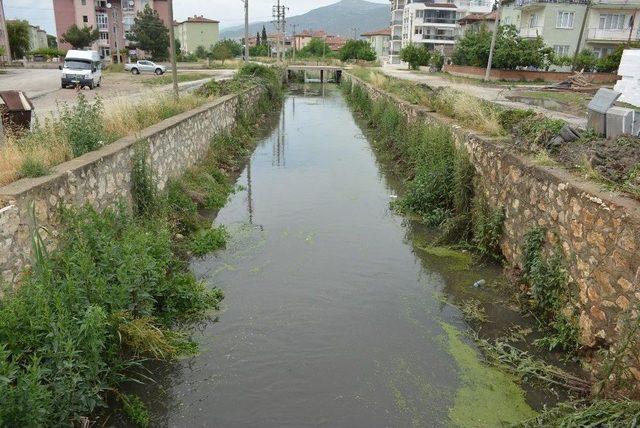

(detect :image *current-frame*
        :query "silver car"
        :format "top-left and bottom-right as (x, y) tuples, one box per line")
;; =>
(124, 60), (167, 75)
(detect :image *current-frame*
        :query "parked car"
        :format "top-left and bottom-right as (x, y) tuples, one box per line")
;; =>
(124, 60), (167, 75)
(59, 50), (102, 89)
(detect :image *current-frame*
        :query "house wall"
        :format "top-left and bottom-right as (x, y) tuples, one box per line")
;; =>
(175, 22), (219, 53)
(0, 0), (11, 60)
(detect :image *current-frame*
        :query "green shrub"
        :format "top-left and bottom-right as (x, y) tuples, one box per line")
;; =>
(522, 228), (579, 352)
(471, 193), (505, 263)
(131, 144), (158, 217)
(0, 206), (222, 425)
(121, 393), (150, 428)
(59, 93), (108, 157)
(18, 157), (49, 178)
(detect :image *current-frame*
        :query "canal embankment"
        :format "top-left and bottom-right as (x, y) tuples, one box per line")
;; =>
(0, 65), (283, 426)
(342, 72), (640, 396)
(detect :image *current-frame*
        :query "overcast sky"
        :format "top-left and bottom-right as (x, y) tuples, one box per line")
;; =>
(4, 0), (388, 36)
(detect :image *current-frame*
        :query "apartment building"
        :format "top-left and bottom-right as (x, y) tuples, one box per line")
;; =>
(0, 0), (10, 61)
(362, 28), (391, 61)
(389, 0), (493, 64)
(53, 0), (169, 62)
(501, 0), (639, 60)
(174, 16), (219, 54)
(29, 25), (48, 51)
(293, 30), (347, 52)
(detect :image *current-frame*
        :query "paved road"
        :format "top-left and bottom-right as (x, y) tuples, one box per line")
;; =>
(0, 68), (236, 118)
(380, 66), (588, 128)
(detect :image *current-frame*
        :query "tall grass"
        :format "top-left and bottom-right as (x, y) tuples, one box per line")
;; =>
(342, 78), (505, 259)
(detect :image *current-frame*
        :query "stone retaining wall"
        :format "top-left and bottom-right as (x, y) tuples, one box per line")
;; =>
(345, 73), (640, 354)
(0, 87), (264, 284)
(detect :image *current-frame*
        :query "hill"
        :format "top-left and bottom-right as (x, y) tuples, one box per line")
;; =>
(221, 0), (389, 39)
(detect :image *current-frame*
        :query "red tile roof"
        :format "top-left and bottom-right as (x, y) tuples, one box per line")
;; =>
(458, 11), (499, 24)
(361, 27), (391, 37)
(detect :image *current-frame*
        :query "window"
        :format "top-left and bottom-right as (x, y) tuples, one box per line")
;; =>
(599, 14), (627, 30)
(553, 44), (571, 57)
(556, 11), (574, 29)
(594, 47), (613, 58)
(97, 13), (108, 30)
(503, 16), (511, 25)
(100, 32), (109, 41)
(83, 15), (89, 23)
(81, 0), (86, 4)
(528, 14), (539, 27)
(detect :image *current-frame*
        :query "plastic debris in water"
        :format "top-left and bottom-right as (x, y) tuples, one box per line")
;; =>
(473, 279), (486, 288)
(389, 194), (398, 199)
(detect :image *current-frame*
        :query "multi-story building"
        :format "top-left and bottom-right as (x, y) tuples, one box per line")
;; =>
(389, 0), (493, 64)
(0, 0), (10, 61)
(292, 30), (347, 52)
(174, 16), (219, 54)
(53, 0), (169, 62)
(390, 0), (406, 64)
(362, 28), (391, 62)
(501, 0), (640, 60)
(29, 25), (48, 51)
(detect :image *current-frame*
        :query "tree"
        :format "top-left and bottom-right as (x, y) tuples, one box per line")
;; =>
(60, 24), (99, 49)
(195, 45), (208, 59)
(400, 44), (430, 70)
(7, 20), (30, 59)
(218, 39), (242, 57)
(47, 34), (58, 48)
(261, 26), (268, 45)
(128, 5), (170, 61)
(250, 43), (270, 57)
(338, 39), (376, 62)
(596, 42), (640, 73)
(256, 32), (261, 46)
(298, 37), (332, 58)
(452, 24), (554, 70)
(210, 41), (232, 65)
(572, 49), (597, 72)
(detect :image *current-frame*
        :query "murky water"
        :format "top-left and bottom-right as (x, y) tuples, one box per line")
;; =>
(137, 85), (542, 427)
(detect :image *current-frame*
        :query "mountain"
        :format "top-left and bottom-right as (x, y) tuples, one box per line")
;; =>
(220, 0), (389, 39)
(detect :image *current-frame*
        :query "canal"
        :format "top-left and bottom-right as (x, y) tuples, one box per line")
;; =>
(138, 85), (540, 426)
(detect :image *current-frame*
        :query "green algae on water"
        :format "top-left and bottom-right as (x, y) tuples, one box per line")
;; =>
(441, 322), (536, 427)
(417, 245), (472, 271)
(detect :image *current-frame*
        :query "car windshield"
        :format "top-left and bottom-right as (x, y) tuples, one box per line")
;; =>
(64, 60), (92, 70)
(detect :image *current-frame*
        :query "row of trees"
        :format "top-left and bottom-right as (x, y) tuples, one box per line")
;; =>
(293, 38), (376, 61)
(451, 23), (633, 73)
(185, 39), (243, 64)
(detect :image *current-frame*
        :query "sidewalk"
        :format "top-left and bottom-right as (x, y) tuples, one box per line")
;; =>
(379, 66), (588, 129)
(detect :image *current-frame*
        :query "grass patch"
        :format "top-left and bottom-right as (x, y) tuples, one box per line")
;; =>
(18, 157), (50, 178)
(144, 72), (211, 86)
(516, 399), (640, 427)
(432, 88), (504, 137)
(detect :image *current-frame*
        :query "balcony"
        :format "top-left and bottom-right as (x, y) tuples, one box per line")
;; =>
(515, 0), (588, 9)
(392, 20), (403, 25)
(422, 17), (458, 25)
(97, 38), (109, 47)
(587, 27), (638, 41)
(520, 26), (544, 37)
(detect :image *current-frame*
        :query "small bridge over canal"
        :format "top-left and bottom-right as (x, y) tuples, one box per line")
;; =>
(286, 65), (343, 84)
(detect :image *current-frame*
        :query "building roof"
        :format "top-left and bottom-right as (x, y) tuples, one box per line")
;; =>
(174, 15), (219, 25)
(361, 27), (391, 37)
(458, 11), (499, 24)
(294, 30), (328, 38)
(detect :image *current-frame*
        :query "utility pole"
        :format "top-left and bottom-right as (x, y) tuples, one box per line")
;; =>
(292, 23), (298, 61)
(484, 7), (500, 81)
(167, 0), (179, 99)
(243, 0), (249, 62)
(272, 1), (287, 63)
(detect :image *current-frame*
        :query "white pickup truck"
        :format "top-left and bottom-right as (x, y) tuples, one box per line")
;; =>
(124, 60), (167, 75)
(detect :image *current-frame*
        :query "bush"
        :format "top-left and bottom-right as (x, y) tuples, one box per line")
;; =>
(572, 49), (598, 72)
(338, 40), (376, 62)
(400, 44), (430, 70)
(59, 93), (108, 157)
(18, 157), (49, 178)
(596, 42), (640, 73)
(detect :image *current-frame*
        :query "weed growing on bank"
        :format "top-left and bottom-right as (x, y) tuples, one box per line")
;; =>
(522, 228), (580, 353)
(0, 63), (283, 426)
(342, 79), (505, 261)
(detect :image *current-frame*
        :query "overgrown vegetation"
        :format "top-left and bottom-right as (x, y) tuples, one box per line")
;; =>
(521, 228), (579, 353)
(0, 63), (282, 425)
(517, 399), (640, 427)
(342, 78), (505, 261)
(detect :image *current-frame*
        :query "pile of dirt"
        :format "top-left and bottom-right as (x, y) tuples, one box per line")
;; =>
(555, 135), (640, 190)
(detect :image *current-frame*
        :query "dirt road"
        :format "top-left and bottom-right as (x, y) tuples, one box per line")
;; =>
(379, 66), (588, 128)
